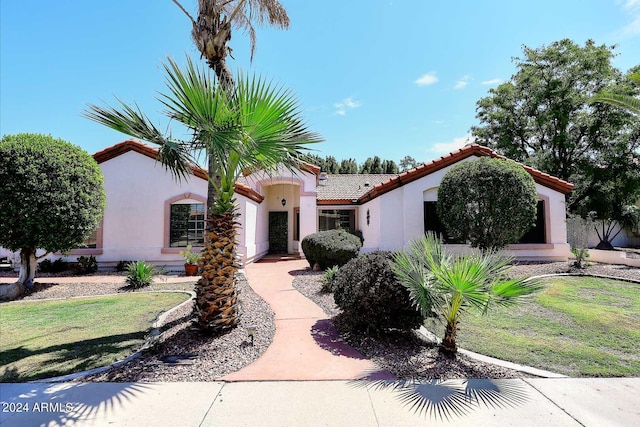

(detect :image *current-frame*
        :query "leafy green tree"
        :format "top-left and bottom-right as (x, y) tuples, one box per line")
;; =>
(471, 39), (640, 240)
(399, 155), (418, 172)
(360, 155), (385, 174)
(382, 159), (399, 174)
(339, 158), (358, 174)
(437, 157), (538, 251)
(0, 134), (105, 299)
(85, 57), (321, 333)
(392, 234), (542, 355)
(324, 156), (339, 174)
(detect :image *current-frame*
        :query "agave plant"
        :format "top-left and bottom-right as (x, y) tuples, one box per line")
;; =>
(84, 56), (322, 333)
(392, 233), (542, 355)
(125, 261), (157, 289)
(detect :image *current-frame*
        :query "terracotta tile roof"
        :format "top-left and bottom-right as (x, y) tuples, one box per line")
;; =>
(93, 139), (264, 203)
(358, 144), (574, 203)
(317, 174), (398, 205)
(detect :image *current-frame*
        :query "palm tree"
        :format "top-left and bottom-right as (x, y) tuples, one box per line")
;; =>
(391, 234), (542, 355)
(84, 56), (322, 333)
(590, 72), (640, 116)
(171, 0), (289, 89)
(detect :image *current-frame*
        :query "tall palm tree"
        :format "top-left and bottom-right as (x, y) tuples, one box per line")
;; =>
(392, 234), (542, 355)
(171, 0), (289, 89)
(84, 57), (322, 333)
(590, 72), (640, 116)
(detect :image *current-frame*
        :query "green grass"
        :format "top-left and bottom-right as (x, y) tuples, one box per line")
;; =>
(0, 292), (189, 382)
(450, 276), (640, 377)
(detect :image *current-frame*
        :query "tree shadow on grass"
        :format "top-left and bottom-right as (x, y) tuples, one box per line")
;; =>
(349, 377), (530, 421)
(0, 381), (151, 426)
(0, 331), (147, 382)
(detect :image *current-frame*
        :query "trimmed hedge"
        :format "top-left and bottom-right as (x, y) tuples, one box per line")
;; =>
(301, 229), (361, 270)
(332, 251), (423, 334)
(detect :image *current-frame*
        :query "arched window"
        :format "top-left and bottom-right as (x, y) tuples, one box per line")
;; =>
(163, 193), (206, 251)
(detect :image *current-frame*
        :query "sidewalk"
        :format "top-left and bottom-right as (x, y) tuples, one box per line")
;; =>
(1, 378), (639, 426)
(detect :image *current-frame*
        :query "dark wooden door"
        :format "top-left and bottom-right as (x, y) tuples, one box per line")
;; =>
(269, 212), (288, 253)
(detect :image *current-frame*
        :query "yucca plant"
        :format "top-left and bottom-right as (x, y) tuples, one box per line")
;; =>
(125, 261), (157, 289)
(84, 56), (321, 333)
(392, 233), (542, 355)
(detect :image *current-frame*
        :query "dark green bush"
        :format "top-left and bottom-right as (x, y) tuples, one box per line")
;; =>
(332, 251), (423, 334)
(437, 157), (538, 251)
(38, 258), (69, 273)
(115, 260), (132, 272)
(301, 229), (361, 270)
(76, 255), (98, 274)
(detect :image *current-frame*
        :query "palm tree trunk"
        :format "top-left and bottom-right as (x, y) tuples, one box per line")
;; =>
(194, 208), (240, 333)
(440, 320), (458, 355)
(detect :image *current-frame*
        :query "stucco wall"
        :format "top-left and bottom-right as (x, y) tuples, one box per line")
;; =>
(86, 151), (208, 268)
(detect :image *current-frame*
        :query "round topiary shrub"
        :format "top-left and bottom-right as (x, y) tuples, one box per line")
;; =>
(437, 157), (538, 251)
(301, 229), (362, 270)
(332, 251), (423, 334)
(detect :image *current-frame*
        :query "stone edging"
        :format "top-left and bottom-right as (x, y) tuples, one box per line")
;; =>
(418, 272), (640, 379)
(30, 290), (195, 384)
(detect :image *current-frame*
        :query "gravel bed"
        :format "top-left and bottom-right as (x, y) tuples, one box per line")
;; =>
(292, 261), (640, 380)
(81, 271), (275, 382)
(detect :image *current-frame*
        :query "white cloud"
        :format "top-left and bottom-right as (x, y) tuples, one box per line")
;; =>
(414, 72), (438, 86)
(616, 0), (640, 39)
(334, 97), (362, 116)
(481, 78), (502, 86)
(431, 134), (476, 154)
(454, 75), (470, 89)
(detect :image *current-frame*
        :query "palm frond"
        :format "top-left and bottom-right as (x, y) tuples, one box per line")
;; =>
(83, 98), (193, 181)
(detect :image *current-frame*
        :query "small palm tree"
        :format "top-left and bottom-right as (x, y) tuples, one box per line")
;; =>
(84, 56), (322, 333)
(392, 234), (542, 355)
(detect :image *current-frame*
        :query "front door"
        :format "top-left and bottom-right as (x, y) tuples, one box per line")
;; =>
(269, 212), (288, 253)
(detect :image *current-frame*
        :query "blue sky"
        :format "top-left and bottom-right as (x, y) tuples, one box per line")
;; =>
(1, 1), (639, 164)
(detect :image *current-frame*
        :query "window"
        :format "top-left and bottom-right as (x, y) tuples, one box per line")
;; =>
(423, 201), (458, 242)
(293, 207), (300, 241)
(319, 209), (356, 232)
(77, 229), (98, 249)
(170, 203), (205, 247)
(519, 200), (546, 244)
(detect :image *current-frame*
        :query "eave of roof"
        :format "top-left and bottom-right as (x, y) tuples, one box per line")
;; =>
(94, 139), (264, 203)
(358, 144), (574, 203)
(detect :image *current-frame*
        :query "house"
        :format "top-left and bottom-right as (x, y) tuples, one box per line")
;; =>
(1, 140), (576, 270)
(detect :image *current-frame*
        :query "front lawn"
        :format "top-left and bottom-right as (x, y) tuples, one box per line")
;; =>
(453, 276), (640, 377)
(0, 292), (190, 382)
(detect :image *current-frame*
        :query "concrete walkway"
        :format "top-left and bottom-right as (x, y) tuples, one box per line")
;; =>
(222, 258), (392, 381)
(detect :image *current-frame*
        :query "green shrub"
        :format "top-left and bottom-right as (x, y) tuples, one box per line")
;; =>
(321, 265), (339, 293)
(301, 229), (362, 270)
(38, 258), (69, 273)
(332, 251), (423, 334)
(437, 157), (538, 251)
(76, 255), (98, 274)
(125, 261), (156, 289)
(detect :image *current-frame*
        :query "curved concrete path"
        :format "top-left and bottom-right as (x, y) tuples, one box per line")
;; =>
(221, 258), (393, 381)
